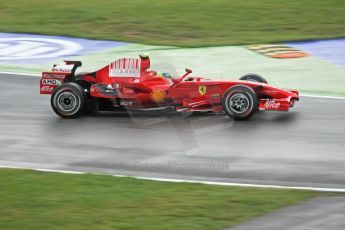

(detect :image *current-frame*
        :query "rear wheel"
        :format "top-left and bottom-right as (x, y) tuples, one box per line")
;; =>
(222, 85), (259, 120)
(239, 73), (268, 84)
(51, 82), (86, 118)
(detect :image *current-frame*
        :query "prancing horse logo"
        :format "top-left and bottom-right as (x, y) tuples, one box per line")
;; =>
(198, 85), (207, 95)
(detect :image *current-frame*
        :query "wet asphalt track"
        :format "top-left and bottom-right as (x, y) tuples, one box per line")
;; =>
(1, 73), (345, 190)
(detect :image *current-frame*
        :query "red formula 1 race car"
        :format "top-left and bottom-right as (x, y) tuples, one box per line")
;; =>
(40, 54), (299, 120)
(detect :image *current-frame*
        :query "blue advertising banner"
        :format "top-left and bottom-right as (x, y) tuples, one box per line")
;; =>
(0, 32), (127, 65)
(287, 39), (345, 67)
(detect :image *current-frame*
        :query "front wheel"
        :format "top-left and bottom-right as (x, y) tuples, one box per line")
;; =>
(51, 82), (86, 118)
(239, 73), (268, 84)
(222, 85), (259, 120)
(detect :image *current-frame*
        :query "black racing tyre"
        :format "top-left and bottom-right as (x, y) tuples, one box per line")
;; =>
(222, 85), (259, 120)
(51, 82), (86, 118)
(239, 73), (268, 84)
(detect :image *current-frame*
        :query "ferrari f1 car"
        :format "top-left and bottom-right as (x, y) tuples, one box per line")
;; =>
(40, 54), (299, 120)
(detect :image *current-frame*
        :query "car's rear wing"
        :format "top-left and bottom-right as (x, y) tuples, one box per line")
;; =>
(40, 61), (82, 94)
(52, 60), (82, 75)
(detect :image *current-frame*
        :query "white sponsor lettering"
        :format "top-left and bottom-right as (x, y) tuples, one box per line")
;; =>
(52, 64), (74, 73)
(264, 100), (280, 109)
(40, 85), (54, 93)
(264, 90), (278, 95)
(43, 74), (65, 79)
(42, 79), (61, 85)
(120, 101), (134, 106)
(109, 58), (141, 77)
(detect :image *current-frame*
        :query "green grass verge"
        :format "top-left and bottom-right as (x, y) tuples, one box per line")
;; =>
(1, 0), (344, 47)
(0, 168), (325, 230)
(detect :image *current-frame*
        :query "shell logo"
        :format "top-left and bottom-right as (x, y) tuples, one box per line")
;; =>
(247, 44), (308, 59)
(150, 89), (166, 103)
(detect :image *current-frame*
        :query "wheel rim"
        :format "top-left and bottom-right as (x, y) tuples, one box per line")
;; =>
(229, 93), (250, 113)
(55, 91), (80, 114)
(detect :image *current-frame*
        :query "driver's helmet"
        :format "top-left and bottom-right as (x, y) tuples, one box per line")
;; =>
(162, 72), (171, 78)
(156, 72), (171, 79)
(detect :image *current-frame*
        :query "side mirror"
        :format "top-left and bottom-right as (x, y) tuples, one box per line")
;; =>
(185, 68), (192, 73)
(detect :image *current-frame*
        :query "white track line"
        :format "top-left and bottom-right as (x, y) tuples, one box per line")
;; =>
(0, 71), (40, 77)
(1, 165), (345, 193)
(1, 71), (345, 100)
(300, 94), (345, 100)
